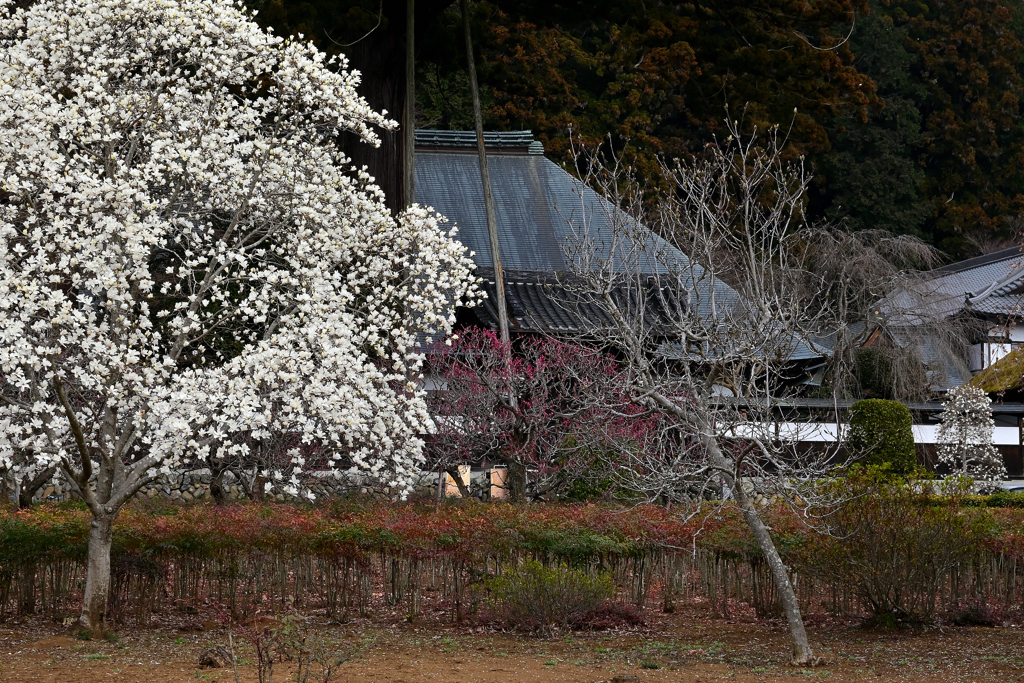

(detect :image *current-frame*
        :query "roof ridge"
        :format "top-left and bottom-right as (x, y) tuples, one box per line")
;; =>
(932, 246), (1024, 275)
(967, 262), (1024, 303)
(414, 129), (543, 154)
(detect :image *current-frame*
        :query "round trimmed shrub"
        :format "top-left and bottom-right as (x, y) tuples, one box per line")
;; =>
(486, 559), (615, 634)
(848, 399), (916, 474)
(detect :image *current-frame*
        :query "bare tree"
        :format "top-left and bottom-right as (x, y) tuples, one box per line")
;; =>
(559, 121), (847, 665)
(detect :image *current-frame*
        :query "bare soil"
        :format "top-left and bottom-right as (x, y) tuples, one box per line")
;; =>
(0, 606), (1022, 682)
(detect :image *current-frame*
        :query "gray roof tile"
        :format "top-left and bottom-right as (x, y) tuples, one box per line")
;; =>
(415, 149), (677, 275)
(414, 139), (739, 329)
(413, 132), (814, 367)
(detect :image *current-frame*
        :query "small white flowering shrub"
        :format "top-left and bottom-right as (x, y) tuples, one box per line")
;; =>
(937, 384), (1006, 493)
(0, 0), (477, 631)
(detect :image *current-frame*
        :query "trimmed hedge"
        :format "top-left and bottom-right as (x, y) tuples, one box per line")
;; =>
(950, 490), (1024, 508)
(2, 491), (1024, 626)
(848, 398), (916, 473)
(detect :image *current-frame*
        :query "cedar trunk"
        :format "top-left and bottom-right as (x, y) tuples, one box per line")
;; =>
(339, 0), (408, 217)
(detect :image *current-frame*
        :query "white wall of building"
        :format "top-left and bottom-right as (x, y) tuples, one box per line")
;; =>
(732, 421), (1018, 445)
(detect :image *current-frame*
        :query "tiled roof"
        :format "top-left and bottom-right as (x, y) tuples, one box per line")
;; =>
(931, 246), (1023, 275)
(463, 270), (823, 368)
(888, 327), (972, 392)
(467, 269), (611, 333)
(414, 131), (739, 322)
(963, 258), (1024, 317)
(414, 130), (818, 366)
(879, 247), (1024, 324)
(415, 138), (682, 274)
(466, 268), (703, 334)
(414, 129), (541, 154)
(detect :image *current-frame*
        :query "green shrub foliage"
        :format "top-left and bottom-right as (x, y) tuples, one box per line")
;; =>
(848, 399), (916, 473)
(486, 560), (615, 634)
(802, 470), (992, 625)
(983, 490), (1024, 508)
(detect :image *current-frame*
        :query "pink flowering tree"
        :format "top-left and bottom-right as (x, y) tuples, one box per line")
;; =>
(0, 0), (477, 634)
(426, 328), (631, 502)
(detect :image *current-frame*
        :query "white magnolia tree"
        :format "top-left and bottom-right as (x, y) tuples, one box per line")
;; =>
(0, 0), (477, 634)
(937, 384), (1006, 492)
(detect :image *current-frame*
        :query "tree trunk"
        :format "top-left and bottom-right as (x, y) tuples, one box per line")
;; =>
(506, 460), (526, 503)
(461, 0), (510, 345)
(209, 464), (230, 505)
(444, 466), (472, 499)
(731, 481), (818, 665)
(244, 468), (267, 502)
(18, 465), (56, 508)
(78, 514), (114, 637)
(702, 434), (819, 666)
(251, 476), (266, 502)
(17, 484), (36, 509)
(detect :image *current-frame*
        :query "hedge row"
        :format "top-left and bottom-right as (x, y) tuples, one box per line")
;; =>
(0, 501), (718, 565)
(1, 489), (1023, 625)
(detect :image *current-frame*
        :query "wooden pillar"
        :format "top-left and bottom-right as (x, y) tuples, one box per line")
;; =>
(489, 467), (508, 500)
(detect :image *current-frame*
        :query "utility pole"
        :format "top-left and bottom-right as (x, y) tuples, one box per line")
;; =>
(404, 0), (415, 208)
(460, 0), (510, 345)
(461, 0), (521, 500)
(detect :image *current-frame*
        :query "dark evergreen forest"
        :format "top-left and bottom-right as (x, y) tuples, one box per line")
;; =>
(245, 0), (1024, 260)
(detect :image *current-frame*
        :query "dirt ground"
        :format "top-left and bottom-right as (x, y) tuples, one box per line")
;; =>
(1, 608), (1023, 683)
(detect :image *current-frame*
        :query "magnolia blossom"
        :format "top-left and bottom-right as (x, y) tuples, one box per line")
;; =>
(0, 0), (479, 505)
(937, 384), (1006, 493)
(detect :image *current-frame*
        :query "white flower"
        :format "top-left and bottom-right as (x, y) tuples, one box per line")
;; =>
(0, 0), (479, 504)
(937, 384), (1006, 493)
